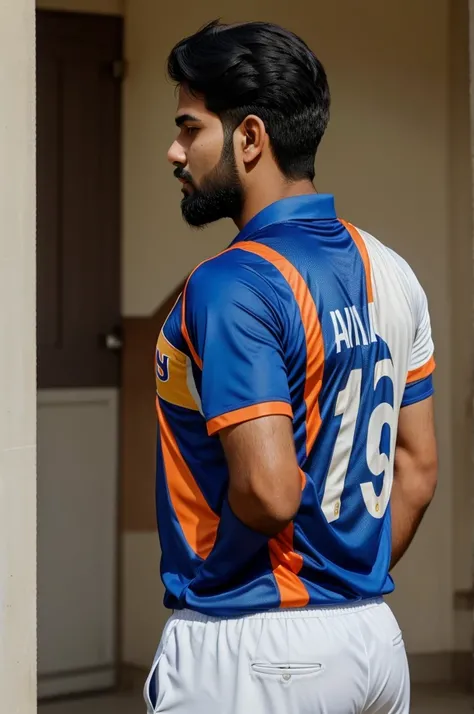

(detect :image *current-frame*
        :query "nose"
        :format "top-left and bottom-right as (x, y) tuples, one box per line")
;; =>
(167, 140), (186, 166)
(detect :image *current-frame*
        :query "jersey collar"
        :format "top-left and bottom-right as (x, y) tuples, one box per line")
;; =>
(233, 194), (337, 244)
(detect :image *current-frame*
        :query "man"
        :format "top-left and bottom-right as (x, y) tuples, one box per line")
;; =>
(145, 20), (438, 714)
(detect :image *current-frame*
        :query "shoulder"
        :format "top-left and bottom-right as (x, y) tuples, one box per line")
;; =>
(184, 246), (289, 311)
(356, 226), (427, 311)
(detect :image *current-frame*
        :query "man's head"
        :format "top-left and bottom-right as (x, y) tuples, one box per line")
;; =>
(167, 20), (330, 228)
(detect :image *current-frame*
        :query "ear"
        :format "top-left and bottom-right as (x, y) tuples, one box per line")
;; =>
(236, 115), (268, 166)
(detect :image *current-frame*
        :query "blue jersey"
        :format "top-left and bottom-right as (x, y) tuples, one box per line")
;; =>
(155, 194), (435, 616)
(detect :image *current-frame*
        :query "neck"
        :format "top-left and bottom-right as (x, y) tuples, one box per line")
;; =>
(234, 179), (316, 231)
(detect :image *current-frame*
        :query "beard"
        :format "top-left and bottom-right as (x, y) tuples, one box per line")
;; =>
(175, 130), (244, 228)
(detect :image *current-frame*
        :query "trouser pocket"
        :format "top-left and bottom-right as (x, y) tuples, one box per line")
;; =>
(143, 659), (159, 714)
(143, 619), (178, 713)
(392, 631), (404, 647)
(251, 662), (323, 681)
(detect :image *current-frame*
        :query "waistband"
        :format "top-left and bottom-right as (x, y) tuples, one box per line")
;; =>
(172, 597), (384, 623)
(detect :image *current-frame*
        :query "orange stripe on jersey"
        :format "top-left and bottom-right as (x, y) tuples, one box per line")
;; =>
(156, 397), (219, 559)
(207, 401), (293, 436)
(269, 523), (309, 608)
(407, 355), (436, 384)
(232, 241), (324, 455)
(229, 242), (318, 609)
(340, 220), (374, 304)
(181, 313), (203, 370)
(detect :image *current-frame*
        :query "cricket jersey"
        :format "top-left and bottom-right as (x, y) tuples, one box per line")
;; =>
(154, 194), (435, 617)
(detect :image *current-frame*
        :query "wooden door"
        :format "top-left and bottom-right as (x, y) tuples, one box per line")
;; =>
(36, 10), (123, 699)
(37, 10), (122, 389)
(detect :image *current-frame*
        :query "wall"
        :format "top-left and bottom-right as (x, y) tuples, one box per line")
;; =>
(120, 0), (470, 672)
(0, 1), (37, 711)
(450, 0), (474, 654)
(36, 0), (124, 14)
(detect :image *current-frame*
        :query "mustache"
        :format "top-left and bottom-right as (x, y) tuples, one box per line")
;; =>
(173, 167), (193, 184)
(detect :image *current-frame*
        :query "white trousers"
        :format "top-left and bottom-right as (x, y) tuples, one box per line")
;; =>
(144, 599), (409, 714)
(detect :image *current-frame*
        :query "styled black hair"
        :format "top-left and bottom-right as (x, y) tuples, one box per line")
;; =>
(167, 20), (330, 181)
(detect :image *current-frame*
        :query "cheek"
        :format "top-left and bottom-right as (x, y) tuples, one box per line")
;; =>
(188, 133), (223, 178)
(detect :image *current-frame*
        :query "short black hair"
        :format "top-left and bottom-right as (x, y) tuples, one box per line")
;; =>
(167, 20), (330, 181)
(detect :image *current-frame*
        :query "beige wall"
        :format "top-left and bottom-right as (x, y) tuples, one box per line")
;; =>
(120, 0), (472, 668)
(450, 0), (473, 652)
(0, 1), (37, 710)
(36, 0), (124, 14)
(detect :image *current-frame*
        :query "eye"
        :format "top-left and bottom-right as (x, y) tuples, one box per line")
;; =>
(184, 126), (199, 136)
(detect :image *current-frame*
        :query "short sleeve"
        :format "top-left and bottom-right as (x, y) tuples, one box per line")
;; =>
(401, 277), (435, 408)
(182, 251), (293, 436)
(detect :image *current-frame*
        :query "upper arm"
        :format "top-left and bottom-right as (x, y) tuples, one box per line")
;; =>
(397, 269), (437, 495)
(395, 397), (438, 499)
(219, 414), (301, 515)
(182, 252), (301, 526)
(401, 272), (435, 408)
(182, 251), (293, 436)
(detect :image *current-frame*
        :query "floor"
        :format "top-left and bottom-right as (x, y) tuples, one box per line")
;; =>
(38, 684), (473, 714)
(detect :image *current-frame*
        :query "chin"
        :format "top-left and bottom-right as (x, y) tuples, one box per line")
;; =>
(180, 186), (244, 228)
(181, 203), (226, 227)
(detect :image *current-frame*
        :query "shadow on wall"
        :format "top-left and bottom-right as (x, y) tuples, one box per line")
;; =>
(121, 280), (185, 534)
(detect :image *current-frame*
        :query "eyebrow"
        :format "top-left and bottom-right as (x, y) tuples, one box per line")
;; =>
(175, 113), (201, 127)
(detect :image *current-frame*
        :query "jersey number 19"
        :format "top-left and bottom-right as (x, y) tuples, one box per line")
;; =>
(321, 358), (396, 523)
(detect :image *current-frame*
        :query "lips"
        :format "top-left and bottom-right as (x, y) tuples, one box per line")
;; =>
(178, 178), (194, 196)
(173, 167), (192, 184)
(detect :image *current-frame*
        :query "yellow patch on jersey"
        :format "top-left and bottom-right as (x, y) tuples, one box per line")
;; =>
(155, 331), (201, 412)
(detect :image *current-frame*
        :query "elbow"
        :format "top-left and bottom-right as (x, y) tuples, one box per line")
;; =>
(258, 491), (301, 532)
(251, 494), (301, 537)
(230, 475), (301, 537)
(416, 451), (438, 508)
(401, 455), (438, 510)
(394, 441), (438, 509)
(420, 465), (438, 507)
